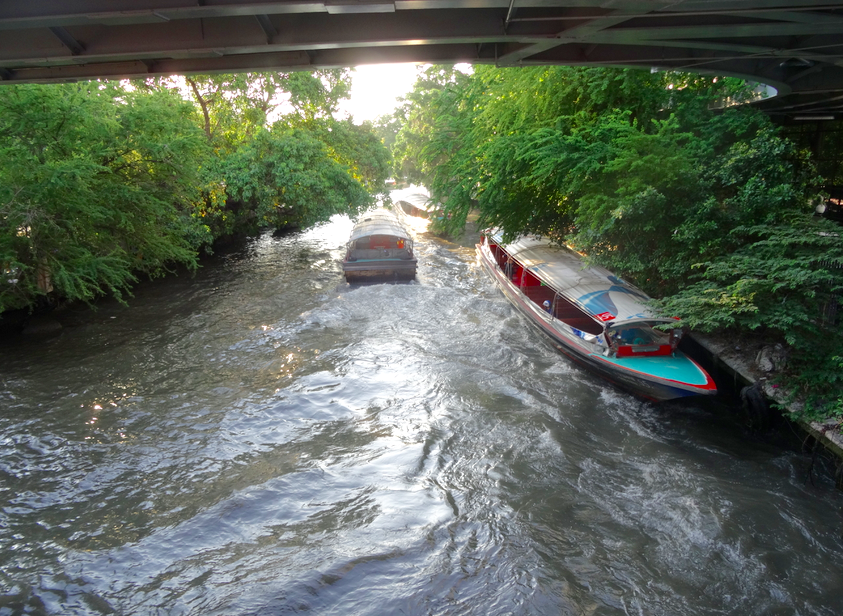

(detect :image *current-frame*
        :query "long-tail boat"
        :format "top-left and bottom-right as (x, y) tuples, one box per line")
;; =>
(477, 231), (717, 401)
(342, 209), (417, 282)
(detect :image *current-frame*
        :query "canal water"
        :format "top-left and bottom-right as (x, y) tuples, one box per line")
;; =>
(1, 212), (843, 615)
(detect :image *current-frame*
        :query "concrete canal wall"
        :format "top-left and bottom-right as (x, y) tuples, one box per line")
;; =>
(691, 332), (843, 470)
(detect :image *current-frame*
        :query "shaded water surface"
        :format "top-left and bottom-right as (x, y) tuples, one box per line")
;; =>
(1, 215), (843, 615)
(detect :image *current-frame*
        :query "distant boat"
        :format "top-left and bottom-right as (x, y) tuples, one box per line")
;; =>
(342, 209), (417, 282)
(392, 188), (440, 220)
(477, 230), (717, 401)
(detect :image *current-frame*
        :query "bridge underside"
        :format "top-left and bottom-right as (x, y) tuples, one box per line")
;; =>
(2, 1), (843, 118)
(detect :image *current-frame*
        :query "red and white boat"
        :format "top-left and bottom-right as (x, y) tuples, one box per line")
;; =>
(477, 231), (717, 401)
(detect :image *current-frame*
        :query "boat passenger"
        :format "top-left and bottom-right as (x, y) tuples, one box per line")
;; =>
(542, 300), (551, 313)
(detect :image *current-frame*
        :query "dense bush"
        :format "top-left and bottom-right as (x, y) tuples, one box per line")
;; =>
(0, 82), (209, 313)
(0, 73), (391, 313)
(211, 127), (372, 233)
(393, 65), (841, 420)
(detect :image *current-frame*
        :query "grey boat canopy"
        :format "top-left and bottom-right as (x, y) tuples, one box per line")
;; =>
(392, 190), (436, 214)
(489, 231), (674, 327)
(349, 209), (412, 243)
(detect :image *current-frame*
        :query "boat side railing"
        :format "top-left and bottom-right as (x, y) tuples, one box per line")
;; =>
(482, 237), (607, 336)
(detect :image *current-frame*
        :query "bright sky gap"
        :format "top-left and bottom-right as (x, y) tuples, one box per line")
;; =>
(337, 63), (421, 124)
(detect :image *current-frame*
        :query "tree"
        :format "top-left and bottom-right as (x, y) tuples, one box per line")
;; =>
(302, 118), (392, 198)
(404, 65), (815, 292)
(140, 70), (387, 239)
(652, 214), (843, 419)
(284, 69), (352, 122)
(397, 64), (841, 418)
(140, 69), (354, 150)
(372, 114), (402, 161)
(0, 82), (210, 313)
(213, 127), (372, 232)
(0, 71), (389, 314)
(0, 82), (209, 311)
(392, 65), (470, 186)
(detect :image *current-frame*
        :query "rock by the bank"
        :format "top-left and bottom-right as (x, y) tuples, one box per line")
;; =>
(756, 343), (787, 374)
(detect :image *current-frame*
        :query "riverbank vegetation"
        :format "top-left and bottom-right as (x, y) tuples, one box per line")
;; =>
(0, 72), (390, 316)
(2, 65), (840, 421)
(391, 65), (843, 421)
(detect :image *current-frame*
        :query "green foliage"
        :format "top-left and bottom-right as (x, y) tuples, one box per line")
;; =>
(372, 114), (403, 162)
(652, 215), (843, 419)
(396, 64), (840, 419)
(301, 119), (392, 197)
(392, 65), (470, 186)
(214, 128), (371, 232)
(284, 69), (352, 121)
(197, 118), (387, 238)
(144, 70), (385, 240)
(142, 69), (354, 151)
(559, 115), (814, 296)
(0, 70), (386, 316)
(0, 82), (210, 313)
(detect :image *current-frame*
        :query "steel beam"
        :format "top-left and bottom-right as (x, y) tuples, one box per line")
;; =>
(0, 1), (842, 117)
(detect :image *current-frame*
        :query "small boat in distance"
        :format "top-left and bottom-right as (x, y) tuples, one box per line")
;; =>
(392, 187), (443, 221)
(477, 230), (717, 401)
(342, 209), (417, 282)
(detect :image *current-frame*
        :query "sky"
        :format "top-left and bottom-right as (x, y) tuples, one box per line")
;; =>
(336, 63), (421, 124)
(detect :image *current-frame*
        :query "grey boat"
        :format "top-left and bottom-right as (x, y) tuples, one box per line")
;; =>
(393, 189), (438, 220)
(342, 209), (417, 282)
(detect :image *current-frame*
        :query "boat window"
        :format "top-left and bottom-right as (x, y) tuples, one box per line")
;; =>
(609, 324), (669, 346)
(521, 269), (542, 287)
(518, 281), (604, 336)
(504, 259), (513, 279)
(367, 235), (405, 249)
(369, 235), (391, 249)
(495, 247), (507, 268)
(548, 293), (603, 335)
(352, 235), (412, 251)
(508, 262), (523, 284)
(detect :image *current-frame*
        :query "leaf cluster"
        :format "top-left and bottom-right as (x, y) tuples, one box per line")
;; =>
(394, 64), (841, 419)
(0, 82), (210, 312)
(652, 216), (843, 419)
(211, 127), (372, 233)
(1, 71), (390, 314)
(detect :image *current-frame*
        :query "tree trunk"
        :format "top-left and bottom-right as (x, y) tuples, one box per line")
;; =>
(186, 77), (212, 142)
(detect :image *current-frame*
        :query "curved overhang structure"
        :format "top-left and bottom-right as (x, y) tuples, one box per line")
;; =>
(2, 1), (843, 118)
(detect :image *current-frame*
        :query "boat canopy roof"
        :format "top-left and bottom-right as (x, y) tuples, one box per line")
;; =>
(349, 209), (412, 242)
(490, 231), (673, 326)
(391, 188), (437, 213)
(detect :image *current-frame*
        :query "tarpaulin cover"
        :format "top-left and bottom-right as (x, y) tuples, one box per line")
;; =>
(349, 209), (412, 242)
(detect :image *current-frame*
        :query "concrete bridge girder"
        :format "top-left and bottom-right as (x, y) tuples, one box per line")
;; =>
(1, 1), (843, 117)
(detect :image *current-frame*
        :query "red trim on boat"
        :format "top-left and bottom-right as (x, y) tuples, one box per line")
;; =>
(476, 240), (718, 399)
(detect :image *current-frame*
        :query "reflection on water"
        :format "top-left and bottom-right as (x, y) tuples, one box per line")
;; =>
(1, 213), (843, 615)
